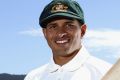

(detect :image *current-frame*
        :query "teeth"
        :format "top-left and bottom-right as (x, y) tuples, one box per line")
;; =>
(56, 40), (68, 44)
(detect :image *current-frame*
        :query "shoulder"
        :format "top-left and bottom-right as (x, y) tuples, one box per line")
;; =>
(85, 56), (112, 77)
(24, 64), (48, 80)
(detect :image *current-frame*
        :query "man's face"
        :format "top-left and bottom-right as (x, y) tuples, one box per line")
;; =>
(43, 18), (86, 57)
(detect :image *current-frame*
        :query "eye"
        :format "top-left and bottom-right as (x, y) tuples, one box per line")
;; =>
(65, 23), (76, 30)
(47, 24), (57, 30)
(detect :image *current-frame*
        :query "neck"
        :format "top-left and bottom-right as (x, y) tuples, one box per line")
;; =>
(53, 49), (80, 66)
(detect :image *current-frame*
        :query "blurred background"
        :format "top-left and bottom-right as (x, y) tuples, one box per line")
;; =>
(0, 0), (120, 76)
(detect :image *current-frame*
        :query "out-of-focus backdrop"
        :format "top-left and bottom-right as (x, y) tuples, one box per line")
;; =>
(0, 0), (120, 74)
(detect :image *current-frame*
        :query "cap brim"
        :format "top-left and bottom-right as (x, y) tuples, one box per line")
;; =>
(40, 12), (83, 28)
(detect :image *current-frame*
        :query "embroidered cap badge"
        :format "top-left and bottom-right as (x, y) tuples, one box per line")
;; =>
(51, 3), (68, 12)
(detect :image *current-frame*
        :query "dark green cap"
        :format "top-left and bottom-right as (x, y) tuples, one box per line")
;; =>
(39, 0), (85, 28)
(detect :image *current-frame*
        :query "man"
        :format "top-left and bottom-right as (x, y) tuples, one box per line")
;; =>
(24, 0), (112, 80)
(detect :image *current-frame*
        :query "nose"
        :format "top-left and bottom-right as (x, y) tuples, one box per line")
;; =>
(57, 27), (67, 38)
(58, 33), (67, 38)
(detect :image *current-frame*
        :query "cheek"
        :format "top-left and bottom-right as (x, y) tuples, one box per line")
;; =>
(46, 34), (52, 41)
(45, 34), (53, 48)
(72, 31), (81, 42)
(45, 32), (55, 43)
(71, 30), (81, 38)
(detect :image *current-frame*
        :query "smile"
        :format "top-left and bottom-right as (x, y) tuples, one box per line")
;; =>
(56, 40), (68, 44)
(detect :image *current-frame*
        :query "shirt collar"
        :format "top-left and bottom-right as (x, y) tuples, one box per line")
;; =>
(47, 45), (90, 73)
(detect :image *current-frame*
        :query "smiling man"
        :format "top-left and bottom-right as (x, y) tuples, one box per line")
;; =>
(43, 18), (85, 66)
(24, 0), (112, 80)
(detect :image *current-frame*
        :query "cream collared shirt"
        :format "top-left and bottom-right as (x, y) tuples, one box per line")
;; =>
(24, 46), (112, 80)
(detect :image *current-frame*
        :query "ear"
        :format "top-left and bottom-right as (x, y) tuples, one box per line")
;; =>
(81, 24), (87, 38)
(42, 28), (47, 38)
